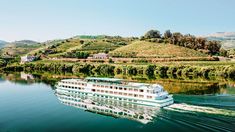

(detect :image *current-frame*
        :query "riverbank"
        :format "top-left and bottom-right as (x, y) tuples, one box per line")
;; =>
(2, 60), (235, 80)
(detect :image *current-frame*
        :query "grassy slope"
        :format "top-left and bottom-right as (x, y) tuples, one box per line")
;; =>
(0, 44), (42, 56)
(110, 41), (208, 58)
(47, 39), (123, 57)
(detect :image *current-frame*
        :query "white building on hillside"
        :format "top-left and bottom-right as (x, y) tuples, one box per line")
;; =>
(92, 53), (109, 59)
(21, 55), (36, 63)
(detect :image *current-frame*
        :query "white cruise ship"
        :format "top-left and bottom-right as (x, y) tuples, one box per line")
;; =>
(56, 77), (174, 107)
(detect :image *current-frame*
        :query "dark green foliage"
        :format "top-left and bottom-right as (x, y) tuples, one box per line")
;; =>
(95, 64), (115, 76)
(127, 66), (138, 75)
(3, 62), (235, 80)
(108, 58), (114, 63)
(62, 51), (89, 59)
(156, 66), (168, 77)
(219, 48), (228, 57)
(0, 59), (6, 67)
(142, 29), (221, 55)
(146, 65), (156, 77)
(164, 30), (172, 39)
(144, 30), (161, 39)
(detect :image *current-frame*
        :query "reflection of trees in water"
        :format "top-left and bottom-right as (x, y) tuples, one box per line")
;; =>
(166, 82), (222, 95)
(1, 71), (234, 95)
(115, 74), (230, 95)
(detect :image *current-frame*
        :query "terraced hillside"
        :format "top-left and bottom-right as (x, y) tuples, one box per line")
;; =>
(30, 37), (133, 58)
(0, 40), (41, 57)
(110, 41), (208, 58)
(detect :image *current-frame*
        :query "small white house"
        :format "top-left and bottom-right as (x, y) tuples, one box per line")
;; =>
(20, 72), (34, 80)
(92, 53), (109, 59)
(21, 55), (36, 63)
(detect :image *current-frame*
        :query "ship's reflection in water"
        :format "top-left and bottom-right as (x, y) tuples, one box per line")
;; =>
(55, 87), (235, 125)
(55, 89), (160, 124)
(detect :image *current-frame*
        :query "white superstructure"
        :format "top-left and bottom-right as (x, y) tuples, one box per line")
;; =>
(56, 77), (174, 107)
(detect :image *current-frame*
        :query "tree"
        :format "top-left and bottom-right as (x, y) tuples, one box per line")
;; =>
(0, 59), (6, 67)
(220, 48), (228, 57)
(163, 30), (172, 39)
(171, 32), (183, 45)
(80, 40), (85, 44)
(144, 30), (161, 39)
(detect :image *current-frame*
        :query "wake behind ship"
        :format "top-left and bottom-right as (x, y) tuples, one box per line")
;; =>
(56, 77), (174, 107)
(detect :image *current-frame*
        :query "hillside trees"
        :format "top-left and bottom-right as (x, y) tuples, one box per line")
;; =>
(143, 30), (161, 39)
(142, 29), (221, 55)
(62, 51), (90, 59)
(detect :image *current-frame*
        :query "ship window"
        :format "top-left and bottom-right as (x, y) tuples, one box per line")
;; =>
(110, 86), (113, 89)
(129, 88), (133, 91)
(92, 89), (96, 92)
(139, 95), (144, 98)
(128, 93), (133, 96)
(134, 89), (138, 92)
(140, 89), (144, 92)
(119, 87), (123, 90)
(110, 91), (113, 94)
(124, 88), (127, 90)
(134, 94), (138, 97)
(119, 92), (122, 95)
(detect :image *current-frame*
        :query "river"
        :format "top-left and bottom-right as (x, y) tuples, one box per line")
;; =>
(0, 72), (234, 132)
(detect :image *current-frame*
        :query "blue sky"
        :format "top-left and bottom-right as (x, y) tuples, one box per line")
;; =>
(0, 0), (235, 42)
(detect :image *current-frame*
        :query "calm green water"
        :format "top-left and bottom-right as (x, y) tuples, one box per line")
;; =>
(0, 73), (235, 132)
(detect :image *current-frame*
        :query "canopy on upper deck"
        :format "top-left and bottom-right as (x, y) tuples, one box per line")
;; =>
(85, 77), (123, 82)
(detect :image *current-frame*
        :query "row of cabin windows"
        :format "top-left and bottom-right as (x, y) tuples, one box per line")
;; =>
(61, 85), (84, 90)
(61, 85), (153, 99)
(92, 89), (152, 99)
(93, 84), (144, 93)
(62, 81), (87, 86)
